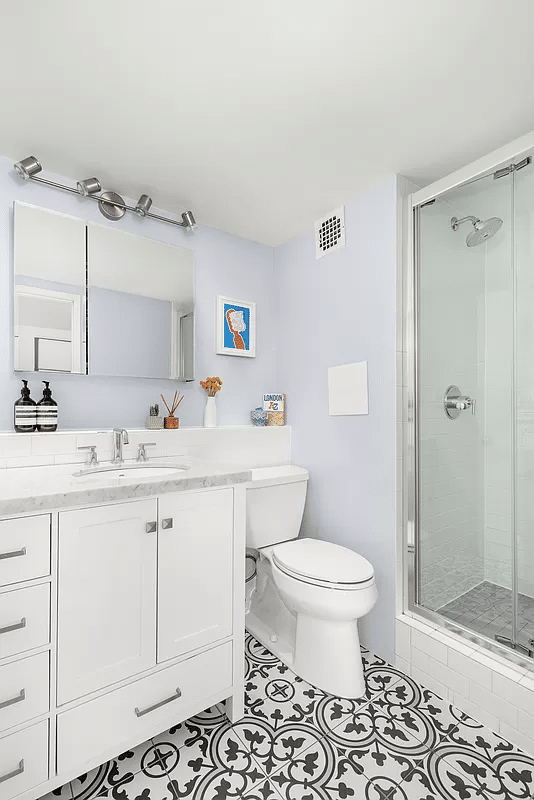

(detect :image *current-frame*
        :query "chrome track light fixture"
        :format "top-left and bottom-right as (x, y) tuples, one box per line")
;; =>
(77, 177), (101, 196)
(13, 156), (197, 232)
(14, 155), (42, 180)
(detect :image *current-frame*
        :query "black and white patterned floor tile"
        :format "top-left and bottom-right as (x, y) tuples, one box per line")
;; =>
(40, 632), (534, 800)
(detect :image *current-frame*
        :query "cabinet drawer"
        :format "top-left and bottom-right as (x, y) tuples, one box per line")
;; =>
(0, 721), (49, 800)
(57, 641), (233, 774)
(0, 584), (50, 660)
(0, 652), (50, 734)
(0, 516), (51, 588)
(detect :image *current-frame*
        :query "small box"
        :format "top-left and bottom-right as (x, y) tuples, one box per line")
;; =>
(164, 416), (179, 429)
(266, 411), (285, 426)
(263, 394), (285, 412)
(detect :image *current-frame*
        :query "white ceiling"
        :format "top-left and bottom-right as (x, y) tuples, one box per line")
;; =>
(1, 0), (534, 246)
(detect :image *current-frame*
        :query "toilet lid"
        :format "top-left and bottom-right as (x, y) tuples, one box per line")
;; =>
(272, 538), (374, 586)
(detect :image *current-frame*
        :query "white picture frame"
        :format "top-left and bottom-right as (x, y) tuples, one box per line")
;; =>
(216, 296), (256, 357)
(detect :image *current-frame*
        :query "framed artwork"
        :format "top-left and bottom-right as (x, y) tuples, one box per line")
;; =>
(216, 296), (256, 357)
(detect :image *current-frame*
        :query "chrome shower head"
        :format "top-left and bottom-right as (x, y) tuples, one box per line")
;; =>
(451, 215), (503, 246)
(466, 217), (503, 246)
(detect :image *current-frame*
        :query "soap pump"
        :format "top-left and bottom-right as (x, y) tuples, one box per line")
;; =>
(36, 381), (58, 432)
(14, 379), (37, 432)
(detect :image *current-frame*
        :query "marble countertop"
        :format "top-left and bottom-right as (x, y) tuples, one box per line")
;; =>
(0, 457), (251, 516)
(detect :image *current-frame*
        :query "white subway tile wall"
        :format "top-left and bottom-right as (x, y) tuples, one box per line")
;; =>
(396, 615), (534, 756)
(0, 426), (291, 470)
(417, 200), (485, 609)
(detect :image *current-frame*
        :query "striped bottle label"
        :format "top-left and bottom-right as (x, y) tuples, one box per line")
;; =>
(15, 408), (37, 425)
(37, 407), (58, 420)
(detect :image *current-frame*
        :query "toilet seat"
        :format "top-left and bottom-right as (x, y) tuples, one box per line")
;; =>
(271, 538), (375, 590)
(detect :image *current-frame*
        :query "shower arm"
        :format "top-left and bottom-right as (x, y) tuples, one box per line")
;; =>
(451, 216), (478, 230)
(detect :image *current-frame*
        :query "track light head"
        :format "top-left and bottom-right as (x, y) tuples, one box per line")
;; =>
(181, 210), (196, 231)
(14, 156), (42, 180)
(135, 194), (152, 217)
(77, 177), (101, 196)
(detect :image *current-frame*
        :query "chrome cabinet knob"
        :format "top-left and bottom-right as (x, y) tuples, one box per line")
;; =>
(145, 521), (157, 534)
(161, 518), (173, 530)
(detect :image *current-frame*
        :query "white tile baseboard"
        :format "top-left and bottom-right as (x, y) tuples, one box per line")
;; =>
(396, 613), (534, 757)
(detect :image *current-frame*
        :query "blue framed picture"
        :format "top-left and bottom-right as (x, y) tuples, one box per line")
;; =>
(216, 296), (256, 357)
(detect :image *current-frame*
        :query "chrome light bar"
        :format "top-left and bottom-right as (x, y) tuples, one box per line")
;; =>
(13, 156), (196, 231)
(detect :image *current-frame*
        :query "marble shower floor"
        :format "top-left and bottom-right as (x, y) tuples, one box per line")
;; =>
(438, 580), (534, 653)
(41, 632), (534, 800)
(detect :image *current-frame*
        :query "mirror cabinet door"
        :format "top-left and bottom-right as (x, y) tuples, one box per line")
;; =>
(87, 223), (195, 380)
(12, 203), (195, 381)
(14, 203), (87, 374)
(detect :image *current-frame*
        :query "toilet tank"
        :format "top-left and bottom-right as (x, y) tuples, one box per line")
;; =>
(246, 465), (309, 549)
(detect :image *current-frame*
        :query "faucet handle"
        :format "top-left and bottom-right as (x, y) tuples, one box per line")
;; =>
(78, 445), (98, 466)
(137, 443), (156, 463)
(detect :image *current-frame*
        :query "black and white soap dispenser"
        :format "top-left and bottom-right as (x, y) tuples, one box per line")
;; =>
(36, 381), (58, 432)
(14, 379), (37, 432)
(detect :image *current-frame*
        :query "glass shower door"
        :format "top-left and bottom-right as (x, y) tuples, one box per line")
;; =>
(417, 169), (515, 647)
(513, 163), (534, 657)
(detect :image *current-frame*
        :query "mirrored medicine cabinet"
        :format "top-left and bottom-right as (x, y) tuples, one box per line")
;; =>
(13, 202), (195, 380)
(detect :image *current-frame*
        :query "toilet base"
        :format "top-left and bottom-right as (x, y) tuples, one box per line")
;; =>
(246, 608), (366, 699)
(246, 610), (295, 668)
(246, 556), (369, 698)
(293, 613), (365, 698)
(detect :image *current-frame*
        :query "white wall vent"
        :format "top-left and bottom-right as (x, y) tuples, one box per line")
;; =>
(314, 207), (345, 259)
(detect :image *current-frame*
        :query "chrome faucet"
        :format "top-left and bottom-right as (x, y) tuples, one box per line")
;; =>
(112, 429), (129, 464)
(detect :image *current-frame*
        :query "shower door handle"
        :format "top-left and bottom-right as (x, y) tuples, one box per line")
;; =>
(444, 386), (476, 419)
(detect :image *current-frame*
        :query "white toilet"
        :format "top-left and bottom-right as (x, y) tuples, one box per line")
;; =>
(245, 465), (377, 698)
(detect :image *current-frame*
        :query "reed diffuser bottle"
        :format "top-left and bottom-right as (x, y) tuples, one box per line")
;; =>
(161, 392), (184, 429)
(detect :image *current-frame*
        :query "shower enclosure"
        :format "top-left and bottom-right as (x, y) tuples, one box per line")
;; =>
(408, 142), (534, 666)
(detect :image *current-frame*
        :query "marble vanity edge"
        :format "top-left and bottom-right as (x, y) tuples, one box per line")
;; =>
(0, 470), (252, 516)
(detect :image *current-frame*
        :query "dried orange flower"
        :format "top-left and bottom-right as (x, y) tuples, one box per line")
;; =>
(200, 376), (223, 397)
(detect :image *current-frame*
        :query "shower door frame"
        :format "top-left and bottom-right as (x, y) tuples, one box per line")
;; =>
(404, 129), (534, 672)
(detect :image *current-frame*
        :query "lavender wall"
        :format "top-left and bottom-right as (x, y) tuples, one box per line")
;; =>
(0, 154), (399, 660)
(0, 157), (277, 429)
(274, 177), (398, 661)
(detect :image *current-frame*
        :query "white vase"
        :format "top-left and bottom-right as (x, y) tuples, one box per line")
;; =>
(204, 395), (217, 427)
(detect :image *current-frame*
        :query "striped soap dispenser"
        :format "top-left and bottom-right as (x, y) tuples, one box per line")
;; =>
(36, 381), (58, 432)
(14, 379), (37, 432)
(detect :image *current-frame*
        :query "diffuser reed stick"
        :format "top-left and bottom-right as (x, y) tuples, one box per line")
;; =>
(161, 392), (184, 416)
(160, 393), (172, 416)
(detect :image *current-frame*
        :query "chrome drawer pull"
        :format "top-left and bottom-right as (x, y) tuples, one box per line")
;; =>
(0, 689), (25, 710)
(134, 687), (182, 717)
(145, 521), (157, 534)
(161, 518), (173, 530)
(0, 547), (26, 561)
(0, 760), (24, 784)
(0, 617), (26, 636)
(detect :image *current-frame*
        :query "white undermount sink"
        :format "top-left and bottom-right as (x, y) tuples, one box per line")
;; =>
(73, 463), (191, 480)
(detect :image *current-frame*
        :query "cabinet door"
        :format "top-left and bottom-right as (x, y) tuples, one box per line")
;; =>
(158, 488), (234, 662)
(57, 499), (157, 704)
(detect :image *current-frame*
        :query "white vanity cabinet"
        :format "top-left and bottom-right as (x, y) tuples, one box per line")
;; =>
(157, 487), (234, 662)
(0, 514), (52, 800)
(0, 482), (245, 800)
(57, 499), (158, 704)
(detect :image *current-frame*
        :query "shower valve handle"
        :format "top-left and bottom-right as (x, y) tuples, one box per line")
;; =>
(455, 396), (475, 413)
(444, 386), (476, 419)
